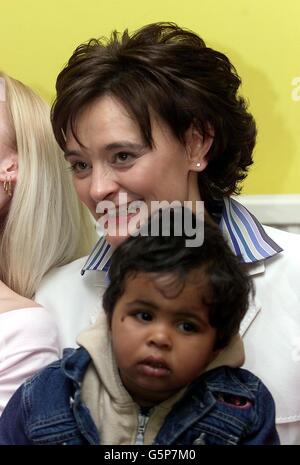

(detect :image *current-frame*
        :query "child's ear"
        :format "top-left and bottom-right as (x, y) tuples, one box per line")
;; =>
(185, 125), (214, 173)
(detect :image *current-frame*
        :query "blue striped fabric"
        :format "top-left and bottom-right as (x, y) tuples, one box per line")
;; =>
(80, 239), (113, 275)
(219, 198), (282, 263)
(81, 197), (283, 274)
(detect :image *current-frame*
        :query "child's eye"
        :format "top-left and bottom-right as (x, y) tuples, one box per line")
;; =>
(135, 312), (152, 322)
(177, 322), (198, 333)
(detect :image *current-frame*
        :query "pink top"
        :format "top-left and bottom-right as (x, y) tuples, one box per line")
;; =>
(0, 307), (60, 416)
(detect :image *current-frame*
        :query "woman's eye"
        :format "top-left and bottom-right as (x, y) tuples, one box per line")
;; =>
(114, 152), (134, 164)
(69, 161), (90, 173)
(135, 312), (152, 322)
(177, 322), (198, 333)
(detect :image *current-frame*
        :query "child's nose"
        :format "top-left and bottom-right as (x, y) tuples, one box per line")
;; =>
(147, 326), (172, 350)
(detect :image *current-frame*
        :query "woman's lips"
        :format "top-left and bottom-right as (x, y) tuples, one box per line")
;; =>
(137, 356), (171, 378)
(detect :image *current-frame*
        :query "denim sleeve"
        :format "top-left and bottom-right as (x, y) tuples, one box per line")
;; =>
(240, 380), (280, 445)
(0, 385), (31, 445)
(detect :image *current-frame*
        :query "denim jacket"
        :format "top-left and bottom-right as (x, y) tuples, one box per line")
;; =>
(0, 347), (279, 445)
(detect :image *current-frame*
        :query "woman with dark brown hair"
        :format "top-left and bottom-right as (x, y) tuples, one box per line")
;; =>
(35, 22), (300, 444)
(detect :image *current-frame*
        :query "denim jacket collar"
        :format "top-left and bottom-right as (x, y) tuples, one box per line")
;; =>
(61, 347), (91, 384)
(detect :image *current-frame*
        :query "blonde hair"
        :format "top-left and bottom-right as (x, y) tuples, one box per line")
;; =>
(0, 72), (96, 298)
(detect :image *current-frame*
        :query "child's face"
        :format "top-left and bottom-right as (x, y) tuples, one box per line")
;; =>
(110, 271), (218, 406)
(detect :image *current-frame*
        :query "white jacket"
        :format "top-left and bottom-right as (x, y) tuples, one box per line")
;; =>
(35, 225), (300, 445)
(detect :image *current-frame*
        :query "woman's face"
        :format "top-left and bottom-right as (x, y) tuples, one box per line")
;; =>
(65, 95), (209, 246)
(0, 104), (15, 220)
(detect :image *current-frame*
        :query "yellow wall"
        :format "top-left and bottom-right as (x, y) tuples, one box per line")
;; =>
(1, 0), (299, 194)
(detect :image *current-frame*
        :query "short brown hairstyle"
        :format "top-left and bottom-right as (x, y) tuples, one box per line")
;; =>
(52, 22), (256, 201)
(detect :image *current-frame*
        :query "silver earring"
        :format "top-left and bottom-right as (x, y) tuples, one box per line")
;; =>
(196, 162), (201, 168)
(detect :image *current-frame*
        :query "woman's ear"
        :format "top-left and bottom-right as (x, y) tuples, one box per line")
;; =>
(0, 153), (18, 185)
(185, 125), (214, 172)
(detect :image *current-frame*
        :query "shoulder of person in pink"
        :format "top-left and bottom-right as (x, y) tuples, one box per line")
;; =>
(0, 307), (60, 416)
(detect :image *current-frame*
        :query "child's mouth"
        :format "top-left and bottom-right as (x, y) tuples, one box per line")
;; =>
(137, 356), (171, 377)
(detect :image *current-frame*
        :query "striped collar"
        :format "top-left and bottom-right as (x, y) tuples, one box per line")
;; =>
(81, 197), (283, 274)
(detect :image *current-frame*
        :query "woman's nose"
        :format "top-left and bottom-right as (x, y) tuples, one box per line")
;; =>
(89, 166), (118, 203)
